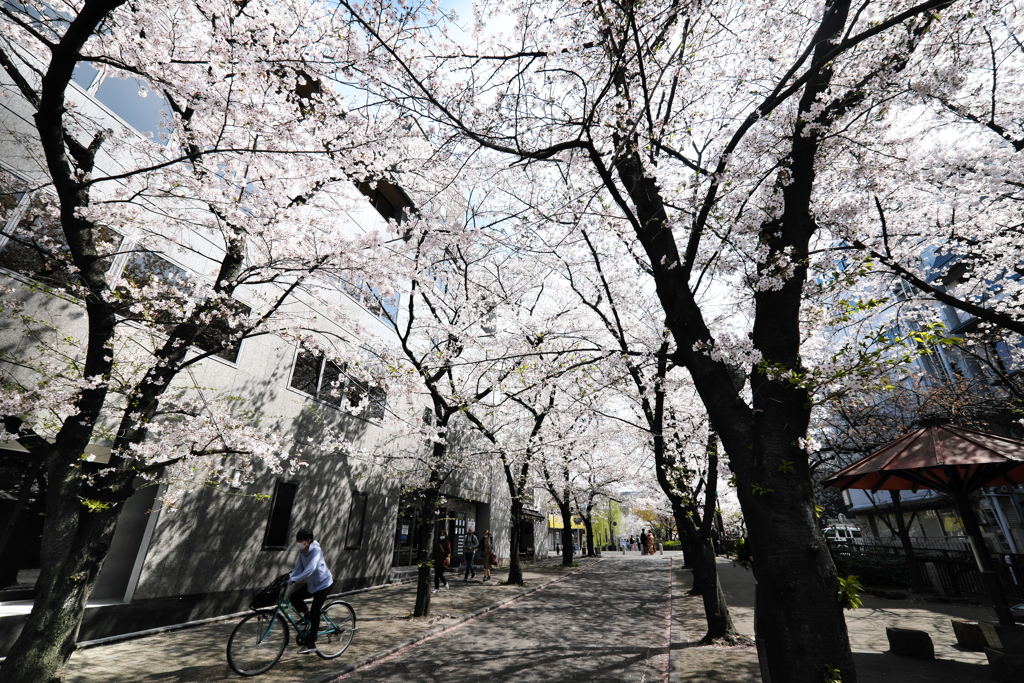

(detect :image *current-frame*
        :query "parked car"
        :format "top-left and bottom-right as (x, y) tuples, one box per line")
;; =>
(824, 525), (862, 544)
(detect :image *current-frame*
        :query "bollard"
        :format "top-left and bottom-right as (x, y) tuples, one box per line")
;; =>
(659, 543), (664, 556)
(622, 547), (626, 555)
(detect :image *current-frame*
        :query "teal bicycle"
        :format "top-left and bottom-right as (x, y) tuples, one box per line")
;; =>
(227, 574), (356, 676)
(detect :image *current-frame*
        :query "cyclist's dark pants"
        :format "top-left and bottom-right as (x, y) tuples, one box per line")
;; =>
(290, 585), (328, 643)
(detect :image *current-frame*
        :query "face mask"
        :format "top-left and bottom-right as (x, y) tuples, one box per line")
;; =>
(440, 535), (446, 539)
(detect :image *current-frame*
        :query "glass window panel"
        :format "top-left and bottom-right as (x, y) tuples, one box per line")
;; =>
(117, 250), (187, 324)
(120, 249), (186, 289)
(366, 385), (387, 420)
(0, 193), (74, 291)
(193, 301), (251, 363)
(346, 375), (367, 410)
(375, 193), (394, 221)
(289, 349), (321, 396)
(94, 75), (171, 143)
(381, 293), (400, 327)
(0, 169), (27, 226)
(319, 360), (344, 406)
(72, 62), (99, 90)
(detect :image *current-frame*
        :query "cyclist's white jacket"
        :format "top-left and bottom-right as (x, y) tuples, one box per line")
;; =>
(290, 541), (333, 593)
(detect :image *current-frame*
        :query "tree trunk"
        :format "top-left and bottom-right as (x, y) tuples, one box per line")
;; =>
(731, 449), (854, 683)
(0, 456), (126, 683)
(558, 501), (575, 566)
(413, 475), (443, 617)
(695, 534), (739, 644)
(889, 491), (925, 591)
(675, 507), (705, 594)
(506, 497), (524, 586)
(583, 515), (596, 557)
(680, 529), (697, 569)
(675, 501), (740, 642)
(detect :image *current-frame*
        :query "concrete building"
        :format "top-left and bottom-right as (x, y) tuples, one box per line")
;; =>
(0, 43), (513, 654)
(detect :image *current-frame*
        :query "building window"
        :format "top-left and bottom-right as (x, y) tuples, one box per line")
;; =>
(0, 169), (27, 222)
(262, 481), (298, 550)
(191, 299), (250, 363)
(121, 249), (188, 291)
(358, 181), (409, 224)
(289, 349), (387, 420)
(118, 250), (248, 363)
(93, 74), (172, 143)
(346, 492), (368, 550)
(0, 174), (122, 294)
(329, 272), (400, 326)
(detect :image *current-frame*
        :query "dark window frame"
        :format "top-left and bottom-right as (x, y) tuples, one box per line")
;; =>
(118, 249), (247, 364)
(345, 492), (368, 550)
(262, 480), (298, 551)
(288, 348), (386, 420)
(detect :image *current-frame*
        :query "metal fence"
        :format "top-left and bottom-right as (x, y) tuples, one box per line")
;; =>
(828, 541), (1024, 602)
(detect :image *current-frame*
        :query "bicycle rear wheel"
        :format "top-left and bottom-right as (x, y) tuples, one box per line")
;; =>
(315, 600), (356, 659)
(227, 610), (289, 676)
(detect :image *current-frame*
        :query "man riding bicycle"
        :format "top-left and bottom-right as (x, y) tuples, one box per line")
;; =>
(287, 528), (333, 654)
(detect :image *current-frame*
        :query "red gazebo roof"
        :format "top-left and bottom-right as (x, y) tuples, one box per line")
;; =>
(821, 424), (1024, 495)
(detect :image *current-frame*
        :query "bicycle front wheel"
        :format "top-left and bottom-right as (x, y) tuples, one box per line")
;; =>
(315, 600), (356, 659)
(227, 610), (289, 676)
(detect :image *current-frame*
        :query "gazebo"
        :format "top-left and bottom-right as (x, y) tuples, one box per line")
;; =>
(822, 424), (1024, 626)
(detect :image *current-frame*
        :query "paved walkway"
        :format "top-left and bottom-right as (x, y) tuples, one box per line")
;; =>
(43, 553), (999, 682)
(336, 556), (671, 682)
(673, 557), (992, 683)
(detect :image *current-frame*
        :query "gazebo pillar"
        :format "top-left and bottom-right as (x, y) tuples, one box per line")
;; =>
(951, 491), (1014, 626)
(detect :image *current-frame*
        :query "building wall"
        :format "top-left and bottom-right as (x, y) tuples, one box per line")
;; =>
(0, 47), (511, 650)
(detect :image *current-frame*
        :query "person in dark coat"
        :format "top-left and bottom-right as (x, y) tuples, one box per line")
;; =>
(432, 531), (451, 592)
(463, 528), (479, 581)
(481, 529), (494, 582)
(639, 529), (648, 555)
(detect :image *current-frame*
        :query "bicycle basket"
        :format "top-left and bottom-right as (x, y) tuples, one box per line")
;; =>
(249, 573), (290, 610)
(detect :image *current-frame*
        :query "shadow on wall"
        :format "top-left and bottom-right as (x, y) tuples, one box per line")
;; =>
(122, 361), (394, 612)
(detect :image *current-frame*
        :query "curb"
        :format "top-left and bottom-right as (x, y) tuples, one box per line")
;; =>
(308, 560), (600, 683)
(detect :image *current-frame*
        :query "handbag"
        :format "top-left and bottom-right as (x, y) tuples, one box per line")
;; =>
(490, 552), (498, 566)
(443, 554), (451, 568)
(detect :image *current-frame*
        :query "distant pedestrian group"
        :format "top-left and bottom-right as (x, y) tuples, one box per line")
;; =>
(627, 529), (656, 555)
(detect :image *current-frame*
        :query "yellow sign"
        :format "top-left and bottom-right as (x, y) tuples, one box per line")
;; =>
(547, 514), (586, 530)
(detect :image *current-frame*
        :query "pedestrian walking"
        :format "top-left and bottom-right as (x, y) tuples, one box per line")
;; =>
(481, 529), (494, 581)
(628, 535), (637, 551)
(646, 530), (655, 555)
(463, 527), (479, 581)
(432, 530), (451, 592)
(639, 529), (648, 555)
(286, 528), (333, 655)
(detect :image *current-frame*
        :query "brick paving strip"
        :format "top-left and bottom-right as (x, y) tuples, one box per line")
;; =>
(58, 558), (598, 683)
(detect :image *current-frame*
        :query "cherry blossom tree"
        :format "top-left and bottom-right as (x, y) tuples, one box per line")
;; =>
(460, 285), (613, 583)
(537, 219), (742, 641)
(831, 9), (1024, 340)
(0, 0), (422, 678)
(363, 195), (593, 605)
(333, 0), (1002, 679)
